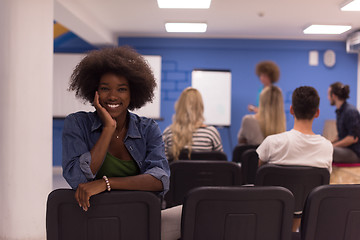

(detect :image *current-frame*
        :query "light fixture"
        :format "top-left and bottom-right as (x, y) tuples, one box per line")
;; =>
(157, 0), (211, 9)
(165, 23), (207, 32)
(303, 25), (351, 34)
(341, 0), (360, 11)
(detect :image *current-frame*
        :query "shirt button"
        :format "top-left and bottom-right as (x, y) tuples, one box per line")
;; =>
(129, 146), (133, 151)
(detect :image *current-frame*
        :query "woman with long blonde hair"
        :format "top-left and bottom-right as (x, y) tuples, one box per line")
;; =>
(163, 87), (223, 161)
(238, 85), (286, 145)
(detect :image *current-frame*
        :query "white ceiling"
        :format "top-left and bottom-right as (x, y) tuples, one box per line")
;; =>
(54, 0), (360, 46)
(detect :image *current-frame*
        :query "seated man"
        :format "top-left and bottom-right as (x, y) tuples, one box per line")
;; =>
(256, 86), (333, 231)
(328, 82), (360, 163)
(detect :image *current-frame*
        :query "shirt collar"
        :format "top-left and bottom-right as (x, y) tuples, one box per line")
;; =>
(90, 111), (141, 139)
(336, 101), (347, 115)
(91, 112), (102, 132)
(126, 112), (141, 139)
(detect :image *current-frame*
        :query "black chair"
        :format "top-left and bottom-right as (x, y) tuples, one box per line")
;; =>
(232, 144), (258, 163)
(164, 160), (242, 208)
(46, 189), (161, 240)
(173, 149), (227, 161)
(255, 164), (330, 216)
(241, 148), (259, 184)
(293, 184), (360, 240)
(181, 186), (294, 240)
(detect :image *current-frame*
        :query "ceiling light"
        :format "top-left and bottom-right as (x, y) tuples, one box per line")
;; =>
(165, 23), (207, 32)
(303, 25), (351, 34)
(341, 0), (360, 11)
(157, 0), (211, 9)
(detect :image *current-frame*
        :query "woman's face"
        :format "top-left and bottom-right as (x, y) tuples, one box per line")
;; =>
(97, 73), (130, 119)
(259, 73), (271, 87)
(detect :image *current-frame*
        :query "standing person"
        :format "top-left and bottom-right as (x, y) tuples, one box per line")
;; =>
(248, 60), (280, 113)
(257, 86), (333, 231)
(328, 82), (360, 163)
(162, 87), (223, 161)
(238, 85), (286, 145)
(62, 46), (170, 210)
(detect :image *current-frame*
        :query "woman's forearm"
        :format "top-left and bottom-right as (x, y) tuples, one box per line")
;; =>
(109, 174), (163, 192)
(90, 126), (115, 174)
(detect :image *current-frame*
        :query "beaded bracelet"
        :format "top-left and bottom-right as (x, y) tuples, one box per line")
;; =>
(102, 175), (111, 191)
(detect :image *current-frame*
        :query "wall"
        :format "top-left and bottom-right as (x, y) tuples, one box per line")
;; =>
(53, 37), (358, 164)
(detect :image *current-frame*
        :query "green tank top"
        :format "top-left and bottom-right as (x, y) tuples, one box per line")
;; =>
(96, 152), (140, 179)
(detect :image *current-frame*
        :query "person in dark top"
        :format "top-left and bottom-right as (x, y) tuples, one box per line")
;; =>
(328, 82), (360, 163)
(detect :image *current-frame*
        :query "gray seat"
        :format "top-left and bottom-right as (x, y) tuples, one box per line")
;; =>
(181, 186), (294, 240)
(232, 144), (258, 163)
(255, 164), (330, 216)
(46, 189), (161, 240)
(241, 148), (259, 184)
(294, 184), (360, 240)
(168, 150), (228, 162)
(164, 160), (242, 208)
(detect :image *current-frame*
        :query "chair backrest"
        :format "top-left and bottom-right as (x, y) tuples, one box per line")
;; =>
(164, 160), (242, 208)
(181, 186), (294, 240)
(232, 144), (258, 163)
(241, 148), (259, 184)
(177, 149), (228, 161)
(255, 164), (330, 213)
(46, 189), (161, 240)
(300, 184), (360, 240)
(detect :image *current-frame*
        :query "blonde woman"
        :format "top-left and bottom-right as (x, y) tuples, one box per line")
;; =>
(238, 85), (286, 145)
(163, 87), (223, 161)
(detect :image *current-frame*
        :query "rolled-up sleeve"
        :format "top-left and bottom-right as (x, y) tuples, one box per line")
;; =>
(346, 109), (360, 137)
(62, 114), (95, 189)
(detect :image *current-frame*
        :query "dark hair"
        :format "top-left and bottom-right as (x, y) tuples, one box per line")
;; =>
(69, 46), (156, 110)
(292, 86), (320, 120)
(330, 82), (350, 100)
(255, 61), (280, 83)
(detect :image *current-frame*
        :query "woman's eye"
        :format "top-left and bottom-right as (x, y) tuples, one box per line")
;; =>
(100, 87), (109, 91)
(118, 88), (127, 92)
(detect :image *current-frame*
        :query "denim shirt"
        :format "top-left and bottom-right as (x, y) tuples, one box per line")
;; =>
(336, 101), (360, 157)
(62, 111), (170, 195)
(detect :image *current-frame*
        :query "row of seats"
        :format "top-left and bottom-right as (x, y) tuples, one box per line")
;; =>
(164, 161), (329, 212)
(174, 146), (260, 184)
(172, 144), (258, 163)
(46, 184), (360, 240)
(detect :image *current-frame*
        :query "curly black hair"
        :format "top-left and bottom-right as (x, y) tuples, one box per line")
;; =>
(330, 82), (350, 101)
(255, 61), (280, 83)
(69, 46), (156, 110)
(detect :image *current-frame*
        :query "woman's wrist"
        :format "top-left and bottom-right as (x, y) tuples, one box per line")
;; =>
(102, 176), (111, 191)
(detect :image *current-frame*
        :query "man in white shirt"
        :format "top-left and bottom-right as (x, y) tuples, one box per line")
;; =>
(257, 86), (333, 171)
(256, 86), (333, 231)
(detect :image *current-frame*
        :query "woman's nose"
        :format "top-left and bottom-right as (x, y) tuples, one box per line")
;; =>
(108, 90), (118, 100)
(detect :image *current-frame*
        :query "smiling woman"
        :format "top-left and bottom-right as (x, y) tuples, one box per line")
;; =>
(62, 46), (170, 211)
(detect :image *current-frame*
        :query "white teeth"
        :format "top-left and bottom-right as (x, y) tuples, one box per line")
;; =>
(107, 104), (120, 108)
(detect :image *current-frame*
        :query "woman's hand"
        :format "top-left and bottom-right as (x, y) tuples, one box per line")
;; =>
(93, 91), (116, 129)
(75, 179), (106, 211)
(248, 104), (258, 113)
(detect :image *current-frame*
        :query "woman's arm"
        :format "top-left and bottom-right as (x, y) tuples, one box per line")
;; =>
(89, 91), (116, 174)
(75, 174), (162, 211)
(62, 92), (117, 189)
(76, 117), (170, 211)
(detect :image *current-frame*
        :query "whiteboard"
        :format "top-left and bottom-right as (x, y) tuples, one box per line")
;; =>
(192, 70), (232, 126)
(53, 53), (162, 119)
